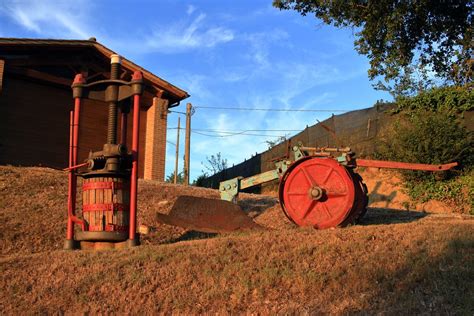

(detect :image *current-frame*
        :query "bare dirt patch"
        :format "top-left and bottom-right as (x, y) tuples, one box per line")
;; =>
(359, 167), (456, 213)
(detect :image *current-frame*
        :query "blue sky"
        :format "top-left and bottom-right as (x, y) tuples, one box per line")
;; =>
(0, 0), (392, 181)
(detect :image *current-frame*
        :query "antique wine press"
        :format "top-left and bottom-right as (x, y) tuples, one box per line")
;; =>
(64, 54), (143, 250)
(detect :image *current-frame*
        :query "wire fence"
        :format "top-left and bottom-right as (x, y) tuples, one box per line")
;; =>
(200, 103), (397, 189)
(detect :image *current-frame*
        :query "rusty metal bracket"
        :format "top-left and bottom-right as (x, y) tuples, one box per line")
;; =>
(71, 78), (143, 102)
(293, 144), (306, 161)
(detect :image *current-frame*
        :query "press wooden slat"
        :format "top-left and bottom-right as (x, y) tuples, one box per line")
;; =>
(81, 176), (130, 233)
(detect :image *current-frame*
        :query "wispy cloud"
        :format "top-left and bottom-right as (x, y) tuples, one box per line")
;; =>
(0, 0), (92, 39)
(145, 12), (234, 53)
(186, 5), (196, 16)
(244, 29), (289, 69)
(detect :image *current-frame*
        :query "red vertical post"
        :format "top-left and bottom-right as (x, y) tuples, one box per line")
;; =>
(65, 74), (85, 249)
(70, 96), (82, 232)
(72, 97), (81, 166)
(129, 93), (140, 241)
(120, 112), (128, 145)
(66, 111), (74, 241)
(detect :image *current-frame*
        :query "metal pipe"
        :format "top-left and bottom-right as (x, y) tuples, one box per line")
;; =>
(120, 111), (128, 145)
(66, 111), (74, 240)
(63, 162), (89, 171)
(355, 159), (458, 172)
(69, 111), (73, 168)
(71, 96), (85, 229)
(129, 93), (140, 240)
(300, 146), (351, 153)
(72, 97), (81, 166)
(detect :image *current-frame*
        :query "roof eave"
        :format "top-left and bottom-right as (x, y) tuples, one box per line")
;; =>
(0, 38), (190, 102)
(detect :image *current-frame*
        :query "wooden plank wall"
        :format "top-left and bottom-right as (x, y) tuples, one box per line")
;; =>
(0, 59), (4, 94)
(0, 75), (148, 177)
(0, 77), (70, 168)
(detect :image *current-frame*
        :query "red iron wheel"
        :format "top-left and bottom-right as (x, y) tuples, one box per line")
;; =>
(279, 157), (356, 229)
(340, 170), (369, 227)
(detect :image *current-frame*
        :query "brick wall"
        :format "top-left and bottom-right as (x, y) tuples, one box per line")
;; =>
(144, 97), (169, 181)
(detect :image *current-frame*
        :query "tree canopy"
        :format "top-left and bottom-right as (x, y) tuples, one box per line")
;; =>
(273, 0), (473, 95)
(165, 171), (184, 184)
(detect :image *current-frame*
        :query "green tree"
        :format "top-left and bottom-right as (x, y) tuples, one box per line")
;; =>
(265, 135), (288, 150)
(192, 173), (208, 187)
(165, 171), (184, 184)
(202, 152), (228, 175)
(273, 0), (473, 95)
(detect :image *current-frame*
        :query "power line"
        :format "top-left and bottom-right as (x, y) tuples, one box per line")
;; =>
(191, 130), (286, 138)
(196, 128), (301, 132)
(193, 106), (346, 112)
(167, 127), (302, 132)
(167, 126), (299, 138)
(197, 130), (286, 136)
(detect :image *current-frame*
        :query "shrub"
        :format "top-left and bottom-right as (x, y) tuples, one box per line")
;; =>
(404, 171), (473, 214)
(394, 85), (474, 114)
(193, 174), (208, 187)
(376, 108), (473, 212)
(377, 110), (473, 173)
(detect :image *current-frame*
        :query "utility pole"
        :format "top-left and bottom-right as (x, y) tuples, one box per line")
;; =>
(174, 117), (180, 184)
(183, 103), (192, 185)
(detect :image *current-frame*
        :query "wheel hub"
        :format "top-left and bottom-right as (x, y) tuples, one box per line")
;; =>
(309, 186), (324, 200)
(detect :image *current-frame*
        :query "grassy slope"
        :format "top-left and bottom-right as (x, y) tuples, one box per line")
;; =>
(1, 166), (473, 314)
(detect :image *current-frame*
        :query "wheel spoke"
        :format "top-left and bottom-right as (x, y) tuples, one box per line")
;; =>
(301, 167), (316, 186)
(321, 168), (334, 185)
(325, 190), (347, 197)
(319, 203), (332, 219)
(287, 191), (307, 196)
(301, 200), (316, 219)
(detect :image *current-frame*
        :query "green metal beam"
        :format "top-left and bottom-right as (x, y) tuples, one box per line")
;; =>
(240, 170), (280, 190)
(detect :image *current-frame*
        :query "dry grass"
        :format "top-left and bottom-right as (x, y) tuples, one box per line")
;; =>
(1, 165), (473, 314)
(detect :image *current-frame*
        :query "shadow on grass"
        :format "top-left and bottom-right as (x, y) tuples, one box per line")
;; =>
(237, 197), (278, 218)
(359, 207), (428, 226)
(166, 231), (218, 243)
(342, 236), (474, 314)
(368, 181), (398, 208)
